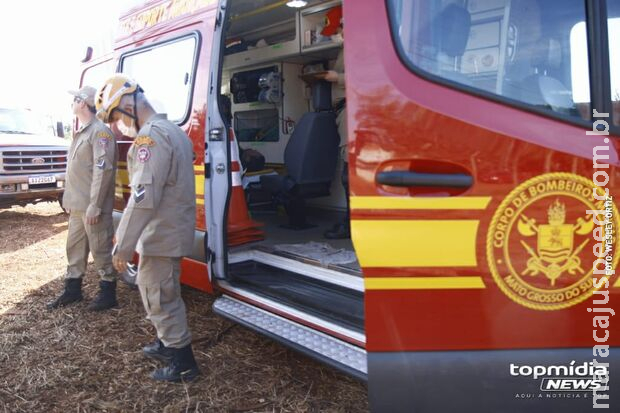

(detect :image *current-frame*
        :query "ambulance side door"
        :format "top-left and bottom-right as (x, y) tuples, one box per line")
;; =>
(205, 0), (229, 280)
(347, 1), (619, 412)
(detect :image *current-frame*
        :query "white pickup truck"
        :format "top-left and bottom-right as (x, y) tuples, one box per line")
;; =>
(0, 108), (69, 208)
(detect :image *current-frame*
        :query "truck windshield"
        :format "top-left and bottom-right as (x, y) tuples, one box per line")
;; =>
(0, 108), (49, 135)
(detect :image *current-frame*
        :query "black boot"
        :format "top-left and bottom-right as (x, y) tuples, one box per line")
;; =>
(87, 280), (118, 311)
(143, 339), (174, 362)
(47, 278), (83, 309)
(151, 344), (200, 382)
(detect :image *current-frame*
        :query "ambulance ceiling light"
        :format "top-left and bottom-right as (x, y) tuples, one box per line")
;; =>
(286, 1), (307, 8)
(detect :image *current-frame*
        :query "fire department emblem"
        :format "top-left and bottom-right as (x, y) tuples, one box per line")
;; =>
(487, 173), (618, 311)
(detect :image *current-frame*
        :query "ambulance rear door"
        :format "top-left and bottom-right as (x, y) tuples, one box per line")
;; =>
(205, 0), (230, 280)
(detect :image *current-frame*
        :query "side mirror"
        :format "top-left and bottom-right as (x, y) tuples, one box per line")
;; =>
(56, 121), (65, 138)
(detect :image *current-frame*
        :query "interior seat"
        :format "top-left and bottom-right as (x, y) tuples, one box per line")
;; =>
(512, 37), (576, 115)
(260, 81), (339, 229)
(434, 4), (472, 85)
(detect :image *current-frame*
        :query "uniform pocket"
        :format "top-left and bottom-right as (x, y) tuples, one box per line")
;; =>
(137, 258), (173, 316)
(95, 220), (113, 253)
(75, 139), (92, 164)
(136, 257), (174, 285)
(145, 285), (162, 314)
(130, 165), (154, 208)
(130, 167), (153, 187)
(71, 139), (84, 159)
(85, 219), (104, 253)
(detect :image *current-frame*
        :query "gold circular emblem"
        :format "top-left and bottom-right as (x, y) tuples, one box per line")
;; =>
(487, 173), (619, 310)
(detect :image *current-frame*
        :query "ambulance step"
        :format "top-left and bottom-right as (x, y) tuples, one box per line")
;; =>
(228, 260), (364, 333)
(213, 295), (367, 380)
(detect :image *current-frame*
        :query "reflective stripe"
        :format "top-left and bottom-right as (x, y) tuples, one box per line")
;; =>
(365, 277), (486, 290)
(351, 196), (491, 210)
(195, 174), (204, 195)
(117, 168), (129, 184)
(352, 220), (479, 267)
(232, 171), (242, 187)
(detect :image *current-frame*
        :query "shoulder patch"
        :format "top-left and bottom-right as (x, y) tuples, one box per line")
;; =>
(137, 147), (151, 163)
(134, 136), (156, 147)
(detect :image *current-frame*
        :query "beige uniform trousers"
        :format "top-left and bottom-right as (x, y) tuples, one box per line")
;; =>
(66, 211), (115, 281)
(137, 256), (192, 348)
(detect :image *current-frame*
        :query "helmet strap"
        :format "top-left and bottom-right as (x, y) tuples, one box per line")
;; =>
(133, 91), (140, 129)
(114, 90), (140, 127)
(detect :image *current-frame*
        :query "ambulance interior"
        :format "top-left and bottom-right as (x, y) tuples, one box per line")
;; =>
(213, 0), (606, 347)
(216, 0), (366, 341)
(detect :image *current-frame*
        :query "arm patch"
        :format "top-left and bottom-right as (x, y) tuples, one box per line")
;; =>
(96, 157), (106, 169)
(134, 136), (156, 147)
(137, 147), (151, 163)
(133, 185), (146, 204)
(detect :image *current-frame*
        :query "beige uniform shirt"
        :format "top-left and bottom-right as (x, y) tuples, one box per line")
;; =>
(62, 119), (117, 217)
(114, 114), (196, 260)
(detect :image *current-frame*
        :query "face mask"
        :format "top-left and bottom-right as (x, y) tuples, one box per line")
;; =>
(117, 113), (138, 138)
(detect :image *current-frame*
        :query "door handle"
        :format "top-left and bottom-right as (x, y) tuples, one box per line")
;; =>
(376, 170), (473, 188)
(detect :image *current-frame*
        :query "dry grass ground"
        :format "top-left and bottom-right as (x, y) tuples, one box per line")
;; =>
(0, 203), (368, 412)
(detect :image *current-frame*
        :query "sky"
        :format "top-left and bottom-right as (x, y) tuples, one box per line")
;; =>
(0, 0), (141, 123)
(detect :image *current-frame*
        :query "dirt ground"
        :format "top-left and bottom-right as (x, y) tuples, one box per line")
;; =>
(0, 203), (368, 412)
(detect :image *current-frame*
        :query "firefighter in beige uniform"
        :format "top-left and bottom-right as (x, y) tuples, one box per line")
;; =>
(48, 86), (118, 311)
(95, 75), (199, 382)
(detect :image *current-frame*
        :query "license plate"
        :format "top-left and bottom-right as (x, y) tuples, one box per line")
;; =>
(28, 176), (56, 185)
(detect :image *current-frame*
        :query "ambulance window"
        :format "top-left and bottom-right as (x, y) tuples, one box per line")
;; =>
(82, 60), (115, 93)
(568, 22), (591, 120)
(120, 36), (197, 124)
(608, 2), (620, 126)
(387, 0), (591, 122)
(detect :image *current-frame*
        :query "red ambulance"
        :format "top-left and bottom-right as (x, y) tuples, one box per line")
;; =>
(79, 0), (619, 410)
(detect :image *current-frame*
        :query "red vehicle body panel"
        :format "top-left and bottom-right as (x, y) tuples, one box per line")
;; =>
(76, 0), (620, 410)
(346, 0), (619, 353)
(109, 1), (218, 292)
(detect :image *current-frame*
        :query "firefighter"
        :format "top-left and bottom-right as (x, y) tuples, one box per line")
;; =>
(48, 86), (118, 311)
(95, 75), (199, 382)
